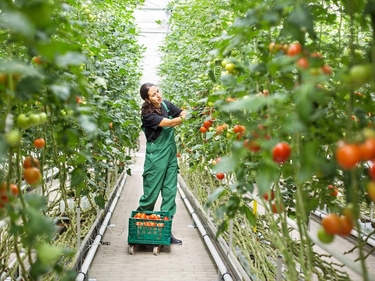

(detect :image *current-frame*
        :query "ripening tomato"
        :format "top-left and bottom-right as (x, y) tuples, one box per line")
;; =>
(243, 139), (261, 152)
(34, 138), (45, 149)
(263, 190), (275, 201)
(335, 143), (361, 170)
(31, 56), (42, 65)
(199, 127), (207, 133)
(233, 125), (245, 134)
(328, 185), (338, 197)
(23, 156), (40, 169)
(23, 167), (41, 186)
(296, 57), (309, 69)
(359, 137), (375, 161)
(366, 181), (375, 202)
(203, 120), (212, 129)
(322, 213), (342, 235)
(338, 215), (353, 236)
(216, 172), (225, 180)
(10, 184), (19, 196)
(271, 203), (283, 213)
(287, 43), (302, 56)
(321, 65), (332, 75)
(272, 142), (291, 164)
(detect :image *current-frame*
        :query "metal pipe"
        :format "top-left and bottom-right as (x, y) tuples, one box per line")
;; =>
(312, 209), (375, 247)
(75, 173), (126, 281)
(177, 182), (233, 281)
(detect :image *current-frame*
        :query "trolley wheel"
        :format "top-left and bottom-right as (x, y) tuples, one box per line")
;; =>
(152, 246), (161, 256)
(128, 245), (136, 255)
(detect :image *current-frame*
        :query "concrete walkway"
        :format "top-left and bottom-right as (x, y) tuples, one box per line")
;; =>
(87, 1), (219, 280)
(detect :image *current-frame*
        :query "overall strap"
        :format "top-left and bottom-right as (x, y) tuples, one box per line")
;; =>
(161, 101), (169, 113)
(161, 101), (172, 119)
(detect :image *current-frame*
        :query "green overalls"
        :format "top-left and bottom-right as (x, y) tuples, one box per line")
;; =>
(138, 102), (178, 217)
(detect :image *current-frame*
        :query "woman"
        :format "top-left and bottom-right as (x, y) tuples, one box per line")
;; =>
(137, 82), (187, 245)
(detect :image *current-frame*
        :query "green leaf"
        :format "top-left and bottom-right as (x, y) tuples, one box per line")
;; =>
(206, 186), (227, 206)
(0, 12), (35, 39)
(49, 84), (71, 100)
(256, 160), (279, 195)
(94, 195), (106, 209)
(71, 166), (85, 188)
(282, 4), (316, 42)
(240, 204), (256, 226)
(36, 244), (64, 265)
(56, 52), (86, 68)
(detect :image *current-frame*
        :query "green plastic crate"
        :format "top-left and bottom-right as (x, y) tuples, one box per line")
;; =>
(127, 211), (172, 246)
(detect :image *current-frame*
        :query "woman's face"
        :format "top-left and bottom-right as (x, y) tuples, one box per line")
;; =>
(147, 85), (162, 108)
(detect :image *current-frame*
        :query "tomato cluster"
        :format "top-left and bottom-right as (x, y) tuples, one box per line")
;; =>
(0, 182), (19, 208)
(23, 156), (42, 186)
(199, 119), (214, 133)
(318, 209), (354, 244)
(17, 112), (48, 129)
(269, 41), (333, 76)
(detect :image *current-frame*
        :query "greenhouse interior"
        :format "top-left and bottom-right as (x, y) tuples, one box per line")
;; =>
(1, 0), (375, 280)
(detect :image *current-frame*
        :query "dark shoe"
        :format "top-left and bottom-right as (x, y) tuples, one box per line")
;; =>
(170, 234), (182, 245)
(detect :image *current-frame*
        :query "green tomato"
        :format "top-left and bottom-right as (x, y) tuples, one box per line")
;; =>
(221, 59), (228, 68)
(349, 64), (372, 86)
(5, 129), (20, 146)
(39, 112), (48, 124)
(17, 114), (30, 129)
(317, 228), (334, 244)
(225, 63), (235, 73)
(29, 114), (41, 126)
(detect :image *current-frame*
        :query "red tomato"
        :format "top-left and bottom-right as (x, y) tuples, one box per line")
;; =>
(199, 127), (207, 133)
(233, 125), (245, 134)
(335, 143), (361, 170)
(296, 57), (309, 69)
(287, 43), (302, 56)
(359, 137), (375, 161)
(203, 120), (212, 129)
(243, 139), (261, 152)
(23, 167), (41, 185)
(272, 142), (291, 164)
(322, 213), (342, 235)
(338, 215), (353, 236)
(23, 156), (40, 169)
(271, 203), (283, 213)
(263, 190), (275, 201)
(321, 65), (332, 75)
(216, 172), (225, 180)
(327, 185), (338, 196)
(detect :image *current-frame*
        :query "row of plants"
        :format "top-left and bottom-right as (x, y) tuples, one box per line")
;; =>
(159, 0), (375, 280)
(0, 0), (144, 280)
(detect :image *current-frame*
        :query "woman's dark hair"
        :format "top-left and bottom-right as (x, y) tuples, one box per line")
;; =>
(140, 82), (162, 115)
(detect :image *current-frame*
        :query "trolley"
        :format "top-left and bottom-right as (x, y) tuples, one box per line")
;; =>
(127, 210), (172, 256)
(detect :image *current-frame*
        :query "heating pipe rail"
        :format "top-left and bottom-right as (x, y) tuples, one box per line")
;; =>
(177, 183), (234, 281)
